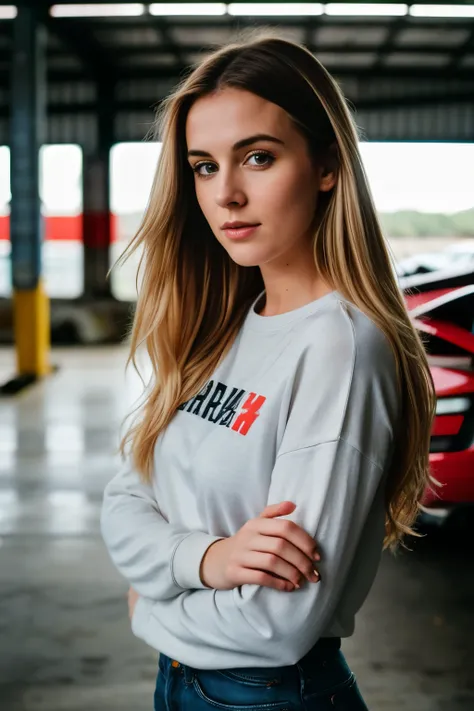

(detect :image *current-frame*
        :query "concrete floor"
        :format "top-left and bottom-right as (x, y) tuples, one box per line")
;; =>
(0, 346), (473, 711)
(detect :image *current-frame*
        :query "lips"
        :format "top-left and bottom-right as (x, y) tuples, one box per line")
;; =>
(221, 222), (261, 240)
(221, 222), (260, 230)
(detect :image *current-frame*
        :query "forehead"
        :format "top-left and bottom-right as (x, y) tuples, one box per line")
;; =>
(185, 88), (293, 149)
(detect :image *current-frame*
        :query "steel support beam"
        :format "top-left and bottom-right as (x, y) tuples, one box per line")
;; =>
(8, 4), (51, 387)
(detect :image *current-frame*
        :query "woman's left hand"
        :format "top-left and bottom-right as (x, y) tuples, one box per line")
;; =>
(128, 586), (140, 620)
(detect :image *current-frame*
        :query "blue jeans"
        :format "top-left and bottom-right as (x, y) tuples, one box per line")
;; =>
(154, 638), (369, 710)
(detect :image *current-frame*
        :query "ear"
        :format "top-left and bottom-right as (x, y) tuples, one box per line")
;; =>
(319, 143), (338, 193)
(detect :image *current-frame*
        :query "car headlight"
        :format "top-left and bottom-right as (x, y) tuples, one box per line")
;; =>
(435, 397), (471, 415)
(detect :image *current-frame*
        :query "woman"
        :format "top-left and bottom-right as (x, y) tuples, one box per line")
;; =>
(101, 34), (435, 710)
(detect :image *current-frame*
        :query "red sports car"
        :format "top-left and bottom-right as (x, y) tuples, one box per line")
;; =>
(401, 265), (474, 524)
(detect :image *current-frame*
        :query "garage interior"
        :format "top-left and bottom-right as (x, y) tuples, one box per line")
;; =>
(0, 2), (473, 710)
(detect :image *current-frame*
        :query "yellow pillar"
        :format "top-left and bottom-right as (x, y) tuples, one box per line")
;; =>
(12, 280), (51, 377)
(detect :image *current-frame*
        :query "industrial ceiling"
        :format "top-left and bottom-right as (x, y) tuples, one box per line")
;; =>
(0, 2), (473, 142)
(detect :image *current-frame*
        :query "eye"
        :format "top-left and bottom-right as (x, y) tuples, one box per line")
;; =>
(192, 161), (217, 177)
(246, 151), (275, 168)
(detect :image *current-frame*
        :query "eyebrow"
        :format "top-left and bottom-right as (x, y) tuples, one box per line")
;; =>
(187, 133), (285, 158)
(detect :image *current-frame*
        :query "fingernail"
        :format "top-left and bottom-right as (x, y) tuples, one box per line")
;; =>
(313, 570), (320, 580)
(314, 554), (320, 561)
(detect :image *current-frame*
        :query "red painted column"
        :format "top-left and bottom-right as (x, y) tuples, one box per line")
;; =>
(82, 151), (112, 298)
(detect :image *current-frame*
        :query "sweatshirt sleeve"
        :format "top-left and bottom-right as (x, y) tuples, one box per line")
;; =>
(131, 439), (386, 667)
(100, 461), (224, 600)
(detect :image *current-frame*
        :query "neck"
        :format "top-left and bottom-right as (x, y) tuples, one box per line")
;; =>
(258, 254), (333, 317)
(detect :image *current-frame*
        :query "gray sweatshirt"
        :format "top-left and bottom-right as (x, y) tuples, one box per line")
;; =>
(101, 290), (400, 669)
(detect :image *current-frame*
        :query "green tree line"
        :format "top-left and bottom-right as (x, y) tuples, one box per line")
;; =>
(379, 208), (474, 238)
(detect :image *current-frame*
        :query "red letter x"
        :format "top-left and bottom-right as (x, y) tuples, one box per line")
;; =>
(231, 393), (266, 435)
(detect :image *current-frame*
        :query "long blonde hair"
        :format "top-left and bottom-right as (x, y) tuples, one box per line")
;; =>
(119, 34), (436, 550)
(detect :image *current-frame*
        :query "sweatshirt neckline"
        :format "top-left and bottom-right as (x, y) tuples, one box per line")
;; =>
(245, 290), (340, 332)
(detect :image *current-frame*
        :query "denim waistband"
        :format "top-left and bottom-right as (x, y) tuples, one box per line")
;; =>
(161, 636), (342, 683)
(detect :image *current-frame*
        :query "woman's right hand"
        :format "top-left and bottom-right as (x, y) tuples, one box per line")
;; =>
(199, 501), (321, 592)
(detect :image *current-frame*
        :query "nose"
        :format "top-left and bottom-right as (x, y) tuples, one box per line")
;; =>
(215, 169), (247, 209)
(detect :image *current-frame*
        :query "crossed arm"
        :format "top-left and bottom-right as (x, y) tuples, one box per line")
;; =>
(102, 439), (385, 668)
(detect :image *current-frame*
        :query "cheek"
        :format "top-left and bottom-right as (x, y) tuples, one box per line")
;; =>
(258, 166), (318, 226)
(195, 182), (214, 222)
(194, 182), (227, 247)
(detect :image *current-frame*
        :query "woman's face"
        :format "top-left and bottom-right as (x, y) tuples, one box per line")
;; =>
(185, 87), (336, 268)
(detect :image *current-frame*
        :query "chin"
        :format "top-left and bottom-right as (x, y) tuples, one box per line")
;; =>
(226, 245), (276, 269)
(228, 252), (267, 268)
